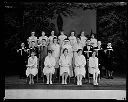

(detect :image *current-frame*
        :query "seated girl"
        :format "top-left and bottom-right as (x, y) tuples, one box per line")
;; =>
(74, 49), (86, 85)
(26, 52), (38, 85)
(43, 50), (56, 84)
(89, 51), (100, 86)
(59, 48), (71, 84)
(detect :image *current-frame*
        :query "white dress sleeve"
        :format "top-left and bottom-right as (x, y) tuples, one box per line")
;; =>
(81, 56), (86, 66)
(44, 56), (48, 66)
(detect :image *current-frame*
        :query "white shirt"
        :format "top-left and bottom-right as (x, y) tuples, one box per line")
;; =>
(68, 36), (77, 46)
(59, 54), (71, 67)
(28, 36), (37, 42)
(58, 35), (67, 45)
(90, 38), (97, 47)
(89, 57), (98, 68)
(48, 36), (57, 43)
(28, 56), (37, 68)
(62, 43), (73, 55)
(73, 42), (83, 51)
(39, 36), (48, 43)
(75, 55), (86, 67)
(80, 36), (87, 47)
(44, 56), (56, 67)
(51, 43), (60, 58)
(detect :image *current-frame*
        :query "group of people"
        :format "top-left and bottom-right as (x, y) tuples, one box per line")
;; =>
(17, 30), (114, 86)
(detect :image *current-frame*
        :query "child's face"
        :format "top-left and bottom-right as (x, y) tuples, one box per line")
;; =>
(78, 50), (82, 55)
(31, 32), (35, 36)
(64, 50), (68, 55)
(81, 32), (84, 36)
(51, 31), (54, 36)
(42, 32), (45, 36)
(48, 52), (52, 56)
(71, 32), (74, 36)
(31, 53), (35, 57)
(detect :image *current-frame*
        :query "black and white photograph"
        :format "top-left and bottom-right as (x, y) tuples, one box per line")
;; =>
(4, 1), (127, 100)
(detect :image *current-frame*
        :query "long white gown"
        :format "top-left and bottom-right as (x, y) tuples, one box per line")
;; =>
(43, 56), (56, 75)
(59, 54), (71, 76)
(26, 56), (38, 77)
(74, 54), (86, 77)
(88, 57), (100, 74)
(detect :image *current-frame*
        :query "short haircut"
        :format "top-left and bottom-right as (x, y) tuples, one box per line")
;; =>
(48, 50), (52, 54)
(31, 51), (35, 55)
(77, 49), (82, 53)
(63, 48), (68, 53)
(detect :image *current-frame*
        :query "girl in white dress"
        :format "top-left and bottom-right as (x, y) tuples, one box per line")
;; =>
(59, 48), (71, 84)
(90, 34), (98, 48)
(27, 31), (38, 48)
(74, 49), (86, 85)
(38, 31), (48, 45)
(68, 31), (77, 47)
(89, 51), (100, 85)
(26, 52), (38, 84)
(43, 50), (56, 84)
(58, 31), (67, 47)
(80, 31), (87, 48)
(61, 39), (73, 77)
(48, 31), (57, 46)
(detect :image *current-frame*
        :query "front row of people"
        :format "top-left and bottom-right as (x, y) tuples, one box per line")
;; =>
(26, 49), (100, 86)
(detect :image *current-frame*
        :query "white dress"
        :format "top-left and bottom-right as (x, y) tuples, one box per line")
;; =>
(38, 36), (48, 43)
(26, 56), (38, 77)
(58, 35), (67, 46)
(62, 43), (73, 58)
(80, 36), (87, 47)
(51, 43), (60, 68)
(68, 36), (77, 47)
(90, 38), (97, 48)
(43, 56), (56, 75)
(88, 57), (100, 74)
(74, 55), (86, 77)
(28, 36), (38, 48)
(59, 54), (71, 76)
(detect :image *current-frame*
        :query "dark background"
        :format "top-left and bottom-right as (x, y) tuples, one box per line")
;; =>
(4, 2), (127, 76)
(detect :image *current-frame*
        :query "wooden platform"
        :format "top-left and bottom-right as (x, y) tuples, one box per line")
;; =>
(5, 75), (126, 90)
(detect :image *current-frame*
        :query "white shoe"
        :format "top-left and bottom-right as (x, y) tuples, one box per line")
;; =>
(50, 81), (52, 84)
(46, 81), (49, 84)
(96, 82), (99, 86)
(80, 81), (82, 85)
(62, 81), (64, 84)
(65, 81), (67, 85)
